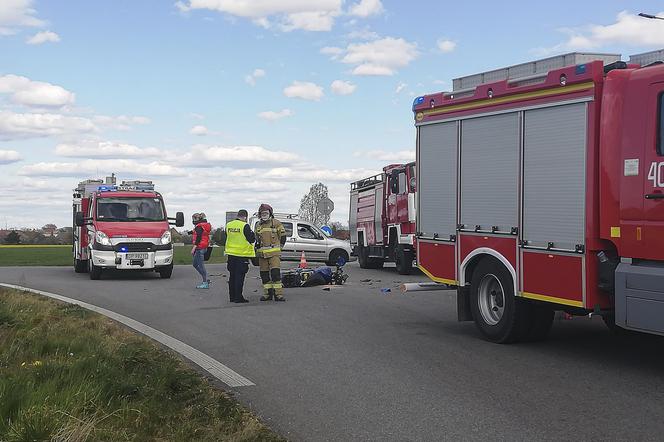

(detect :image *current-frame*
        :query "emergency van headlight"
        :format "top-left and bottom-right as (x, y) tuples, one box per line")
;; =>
(95, 231), (111, 246)
(160, 230), (172, 245)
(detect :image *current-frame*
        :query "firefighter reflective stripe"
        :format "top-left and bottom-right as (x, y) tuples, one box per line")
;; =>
(258, 246), (281, 253)
(263, 282), (283, 289)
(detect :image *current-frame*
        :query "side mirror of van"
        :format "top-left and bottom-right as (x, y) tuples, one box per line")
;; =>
(75, 212), (85, 227)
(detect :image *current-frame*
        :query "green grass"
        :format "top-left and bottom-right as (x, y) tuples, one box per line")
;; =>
(0, 288), (282, 442)
(0, 246), (226, 266)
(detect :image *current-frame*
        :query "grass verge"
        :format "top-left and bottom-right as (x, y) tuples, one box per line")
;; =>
(0, 246), (226, 266)
(0, 287), (281, 442)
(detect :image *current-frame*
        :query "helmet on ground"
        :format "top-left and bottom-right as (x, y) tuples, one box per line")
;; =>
(258, 203), (273, 216)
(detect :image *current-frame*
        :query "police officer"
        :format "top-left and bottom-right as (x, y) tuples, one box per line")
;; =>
(255, 203), (286, 301)
(224, 209), (255, 303)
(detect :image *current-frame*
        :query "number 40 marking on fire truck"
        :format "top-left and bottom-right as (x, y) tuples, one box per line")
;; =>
(648, 162), (664, 188)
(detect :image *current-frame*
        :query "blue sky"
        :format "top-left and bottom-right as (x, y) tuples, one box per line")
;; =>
(1, 0), (663, 229)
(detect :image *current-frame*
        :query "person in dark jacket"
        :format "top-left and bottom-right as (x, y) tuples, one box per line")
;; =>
(224, 209), (256, 303)
(191, 212), (211, 289)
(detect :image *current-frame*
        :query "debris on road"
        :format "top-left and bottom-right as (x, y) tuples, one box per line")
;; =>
(400, 282), (448, 293)
(380, 288), (391, 294)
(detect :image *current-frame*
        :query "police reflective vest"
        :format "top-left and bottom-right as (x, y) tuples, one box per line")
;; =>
(224, 220), (256, 258)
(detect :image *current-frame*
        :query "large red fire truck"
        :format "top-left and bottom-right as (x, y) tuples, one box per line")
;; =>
(413, 49), (664, 342)
(350, 162), (417, 274)
(73, 174), (184, 280)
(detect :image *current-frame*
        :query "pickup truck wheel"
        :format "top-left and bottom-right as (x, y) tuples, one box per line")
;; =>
(470, 258), (528, 343)
(74, 258), (87, 273)
(158, 265), (173, 279)
(88, 259), (102, 280)
(327, 249), (349, 267)
(395, 246), (413, 275)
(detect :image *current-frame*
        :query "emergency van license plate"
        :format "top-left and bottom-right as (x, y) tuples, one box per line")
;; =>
(127, 253), (149, 260)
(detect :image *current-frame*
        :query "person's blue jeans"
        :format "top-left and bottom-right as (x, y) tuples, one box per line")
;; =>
(192, 248), (208, 282)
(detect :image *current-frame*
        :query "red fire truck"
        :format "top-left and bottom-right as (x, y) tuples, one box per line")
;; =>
(350, 163), (417, 274)
(413, 49), (664, 342)
(73, 174), (184, 280)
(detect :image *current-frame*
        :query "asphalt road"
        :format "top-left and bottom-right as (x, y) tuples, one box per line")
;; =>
(2, 262), (664, 441)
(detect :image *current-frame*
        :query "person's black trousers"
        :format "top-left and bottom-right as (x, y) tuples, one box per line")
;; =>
(227, 255), (249, 302)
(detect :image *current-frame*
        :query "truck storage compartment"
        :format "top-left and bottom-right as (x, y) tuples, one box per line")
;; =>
(615, 262), (664, 335)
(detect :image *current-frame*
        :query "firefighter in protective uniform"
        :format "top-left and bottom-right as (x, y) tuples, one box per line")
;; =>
(255, 203), (287, 301)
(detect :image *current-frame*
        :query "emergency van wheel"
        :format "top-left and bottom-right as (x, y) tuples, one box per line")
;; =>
(74, 258), (87, 273)
(395, 246), (413, 275)
(470, 258), (529, 344)
(158, 265), (173, 279)
(88, 259), (102, 280)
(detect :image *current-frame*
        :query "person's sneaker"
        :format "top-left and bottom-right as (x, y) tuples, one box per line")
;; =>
(196, 281), (209, 289)
(274, 296), (286, 302)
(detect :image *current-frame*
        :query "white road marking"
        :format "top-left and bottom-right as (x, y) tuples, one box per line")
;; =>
(0, 283), (255, 388)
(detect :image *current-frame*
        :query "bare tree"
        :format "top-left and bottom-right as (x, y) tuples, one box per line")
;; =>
(298, 183), (332, 226)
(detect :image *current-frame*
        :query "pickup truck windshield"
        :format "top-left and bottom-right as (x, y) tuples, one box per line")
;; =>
(96, 197), (165, 222)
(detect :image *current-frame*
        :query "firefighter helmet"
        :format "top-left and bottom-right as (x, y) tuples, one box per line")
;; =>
(258, 203), (273, 216)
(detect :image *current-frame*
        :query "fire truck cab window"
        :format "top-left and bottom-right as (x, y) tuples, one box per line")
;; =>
(398, 172), (407, 194)
(409, 165), (416, 192)
(97, 197), (165, 222)
(658, 92), (664, 156)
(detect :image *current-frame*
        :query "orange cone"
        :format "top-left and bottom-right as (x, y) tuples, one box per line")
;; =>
(299, 251), (308, 269)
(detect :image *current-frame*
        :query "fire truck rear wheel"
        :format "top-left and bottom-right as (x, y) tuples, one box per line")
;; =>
(358, 246), (370, 269)
(470, 258), (529, 344)
(74, 258), (87, 273)
(158, 265), (173, 279)
(395, 245), (413, 275)
(88, 259), (102, 280)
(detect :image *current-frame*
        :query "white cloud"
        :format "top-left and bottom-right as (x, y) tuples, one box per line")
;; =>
(395, 82), (407, 94)
(176, 0), (344, 32)
(320, 46), (343, 59)
(534, 11), (664, 55)
(437, 39), (456, 53)
(0, 111), (96, 140)
(245, 68), (266, 86)
(26, 30), (59, 45)
(337, 37), (419, 76)
(92, 115), (151, 131)
(184, 145), (299, 166)
(330, 80), (356, 95)
(0, 0), (45, 35)
(345, 28), (379, 40)
(348, 0), (383, 17)
(0, 74), (75, 108)
(283, 81), (324, 101)
(55, 141), (162, 159)
(18, 159), (186, 177)
(258, 109), (294, 121)
(353, 149), (415, 162)
(189, 125), (208, 136)
(0, 149), (21, 164)
(281, 10), (338, 32)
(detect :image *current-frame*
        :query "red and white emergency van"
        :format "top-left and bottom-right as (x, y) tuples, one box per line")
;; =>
(350, 162), (417, 274)
(413, 49), (664, 342)
(73, 174), (184, 280)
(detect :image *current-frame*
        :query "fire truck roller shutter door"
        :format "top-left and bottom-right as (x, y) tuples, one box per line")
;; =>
(418, 121), (458, 239)
(460, 112), (519, 233)
(523, 103), (587, 250)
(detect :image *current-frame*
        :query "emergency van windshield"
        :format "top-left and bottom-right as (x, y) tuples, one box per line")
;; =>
(96, 197), (165, 222)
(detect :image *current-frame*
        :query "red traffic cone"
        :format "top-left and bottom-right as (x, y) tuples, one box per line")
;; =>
(299, 251), (308, 269)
